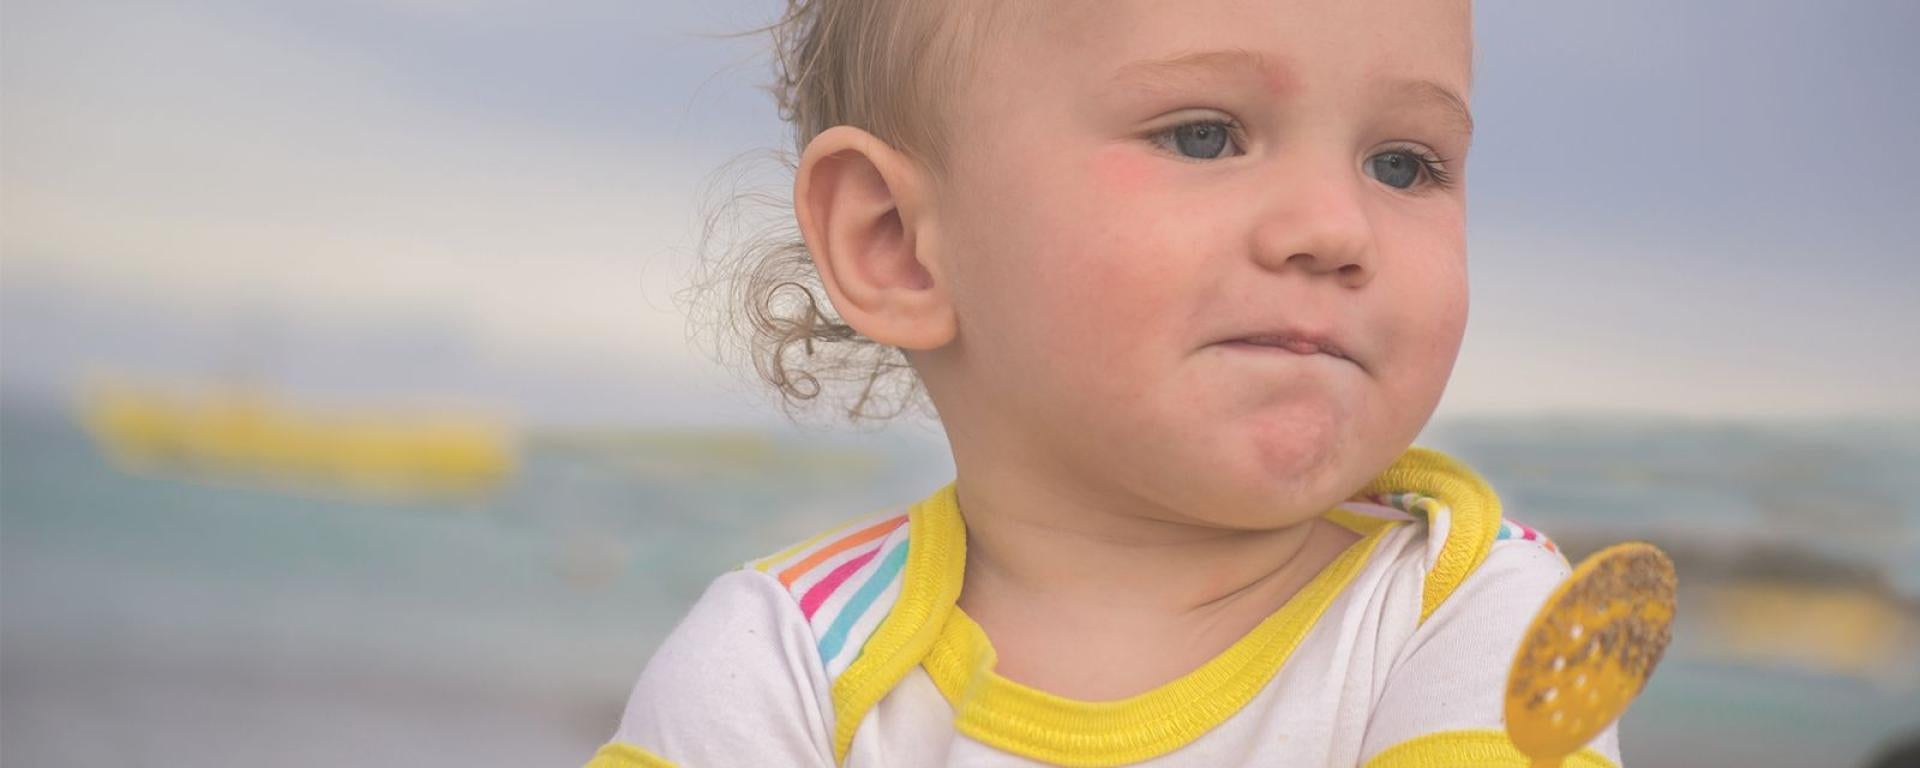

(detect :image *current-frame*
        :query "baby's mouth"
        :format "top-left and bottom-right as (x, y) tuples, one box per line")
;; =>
(1212, 332), (1366, 375)
(1233, 335), (1334, 356)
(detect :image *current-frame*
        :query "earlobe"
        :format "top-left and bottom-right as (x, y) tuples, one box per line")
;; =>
(794, 126), (956, 351)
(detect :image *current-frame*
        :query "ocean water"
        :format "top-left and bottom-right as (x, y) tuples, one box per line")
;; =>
(2, 403), (1915, 767)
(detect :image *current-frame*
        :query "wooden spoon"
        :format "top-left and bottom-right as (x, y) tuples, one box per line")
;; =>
(1505, 541), (1677, 768)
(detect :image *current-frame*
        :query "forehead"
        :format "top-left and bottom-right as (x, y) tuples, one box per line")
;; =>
(981, 0), (1472, 101)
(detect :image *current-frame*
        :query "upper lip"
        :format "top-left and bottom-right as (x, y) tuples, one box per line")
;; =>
(1216, 328), (1359, 367)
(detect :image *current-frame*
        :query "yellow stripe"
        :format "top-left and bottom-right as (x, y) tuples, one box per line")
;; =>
(776, 515), (907, 586)
(920, 520), (1400, 767)
(583, 743), (677, 768)
(1364, 729), (1617, 768)
(752, 512), (876, 572)
(826, 483), (968, 765)
(1357, 446), (1503, 623)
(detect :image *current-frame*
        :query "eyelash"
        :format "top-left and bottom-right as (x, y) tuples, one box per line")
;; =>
(1149, 117), (1250, 160)
(1381, 142), (1456, 191)
(1148, 118), (1457, 192)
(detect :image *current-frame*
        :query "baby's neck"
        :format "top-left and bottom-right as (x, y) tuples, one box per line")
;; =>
(950, 471), (1361, 701)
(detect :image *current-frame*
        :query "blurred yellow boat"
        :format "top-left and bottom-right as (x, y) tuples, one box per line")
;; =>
(79, 386), (514, 499)
(1693, 579), (1918, 688)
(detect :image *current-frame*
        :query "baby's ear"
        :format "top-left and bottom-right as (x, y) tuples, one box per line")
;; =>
(794, 126), (955, 351)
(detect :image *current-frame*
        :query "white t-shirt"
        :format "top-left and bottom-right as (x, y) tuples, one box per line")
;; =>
(586, 447), (1624, 768)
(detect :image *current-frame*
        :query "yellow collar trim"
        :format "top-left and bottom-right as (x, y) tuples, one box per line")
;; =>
(920, 516), (1398, 767)
(826, 483), (969, 765)
(824, 446), (1495, 766)
(1355, 446), (1504, 623)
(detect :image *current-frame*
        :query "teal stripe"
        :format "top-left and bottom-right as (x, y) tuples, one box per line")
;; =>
(816, 539), (909, 665)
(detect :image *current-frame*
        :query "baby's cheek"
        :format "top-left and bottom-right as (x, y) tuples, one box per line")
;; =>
(1389, 287), (1469, 416)
(1089, 145), (1157, 196)
(1024, 248), (1153, 373)
(1032, 146), (1159, 287)
(1017, 146), (1190, 367)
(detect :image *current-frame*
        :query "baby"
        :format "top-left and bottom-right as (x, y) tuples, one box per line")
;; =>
(589, 0), (1622, 766)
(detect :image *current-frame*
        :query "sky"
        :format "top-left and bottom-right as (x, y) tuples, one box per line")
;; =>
(3, 0), (1916, 428)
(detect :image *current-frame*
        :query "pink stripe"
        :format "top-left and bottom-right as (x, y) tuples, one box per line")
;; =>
(800, 544), (883, 620)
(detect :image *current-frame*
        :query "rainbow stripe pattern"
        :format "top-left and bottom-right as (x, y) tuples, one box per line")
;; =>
(1495, 517), (1560, 553)
(1370, 488), (1561, 556)
(1367, 490), (1448, 518)
(752, 508), (914, 678)
(1364, 489), (1560, 557)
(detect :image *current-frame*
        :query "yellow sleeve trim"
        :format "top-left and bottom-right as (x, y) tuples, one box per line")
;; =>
(584, 743), (678, 768)
(825, 483), (968, 765)
(1357, 446), (1504, 623)
(1364, 729), (1617, 768)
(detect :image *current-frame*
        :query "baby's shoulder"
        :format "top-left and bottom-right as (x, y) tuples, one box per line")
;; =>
(1339, 447), (1573, 625)
(1382, 500), (1572, 581)
(745, 504), (917, 674)
(1355, 499), (1573, 620)
(1339, 498), (1620, 768)
(1414, 512), (1575, 619)
(601, 505), (920, 767)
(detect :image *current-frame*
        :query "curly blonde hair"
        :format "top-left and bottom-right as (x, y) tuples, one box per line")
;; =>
(681, 0), (1014, 427)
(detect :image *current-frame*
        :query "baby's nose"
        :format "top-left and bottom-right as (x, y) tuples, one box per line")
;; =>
(1247, 178), (1376, 288)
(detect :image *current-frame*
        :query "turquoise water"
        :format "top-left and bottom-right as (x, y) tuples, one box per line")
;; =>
(1433, 418), (1920, 767)
(2, 404), (1915, 767)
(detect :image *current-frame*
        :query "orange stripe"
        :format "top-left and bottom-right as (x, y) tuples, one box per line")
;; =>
(778, 515), (908, 587)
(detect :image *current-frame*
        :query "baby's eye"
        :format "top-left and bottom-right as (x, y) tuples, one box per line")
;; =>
(1150, 119), (1243, 160)
(1365, 147), (1453, 190)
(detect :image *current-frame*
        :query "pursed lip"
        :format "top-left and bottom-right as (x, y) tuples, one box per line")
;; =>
(1213, 330), (1362, 371)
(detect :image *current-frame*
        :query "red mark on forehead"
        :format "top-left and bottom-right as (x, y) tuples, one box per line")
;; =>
(1265, 64), (1298, 97)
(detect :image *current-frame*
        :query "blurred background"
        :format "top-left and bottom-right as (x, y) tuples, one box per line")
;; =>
(2, 1), (1916, 766)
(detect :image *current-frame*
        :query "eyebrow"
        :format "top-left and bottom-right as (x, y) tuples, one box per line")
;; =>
(1109, 48), (1281, 96)
(1110, 49), (1475, 141)
(1384, 77), (1475, 141)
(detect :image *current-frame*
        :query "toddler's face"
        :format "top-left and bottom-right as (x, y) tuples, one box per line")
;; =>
(925, 0), (1473, 527)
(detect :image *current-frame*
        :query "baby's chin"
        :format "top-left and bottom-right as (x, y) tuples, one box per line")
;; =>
(1185, 405), (1382, 528)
